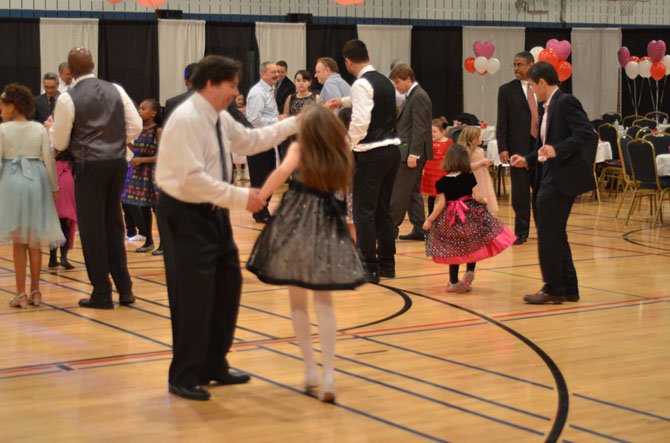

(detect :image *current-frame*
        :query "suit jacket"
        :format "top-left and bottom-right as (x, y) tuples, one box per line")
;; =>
(275, 78), (296, 114)
(526, 89), (597, 197)
(164, 89), (195, 123)
(396, 84), (433, 162)
(496, 79), (534, 156)
(33, 92), (59, 123)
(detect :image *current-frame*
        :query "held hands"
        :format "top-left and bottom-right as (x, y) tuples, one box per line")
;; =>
(129, 158), (143, 167)
(510, 154), (528, 168)
(53, 191), (59, 203)
(407, 156), (418, 168)
(246, 188), (267, 213)
(324, 98), (342, 110)
(44, 116), (53, 130)
(499, 151), (510, 164)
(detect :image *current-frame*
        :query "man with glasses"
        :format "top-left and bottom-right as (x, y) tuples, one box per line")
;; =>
(496, 51), (538, 245)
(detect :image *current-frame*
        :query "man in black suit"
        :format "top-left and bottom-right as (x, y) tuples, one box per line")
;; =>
(274, 60), (295, 114)
(510, 62), (597, 305)
(496, 51), (537, 245)
(388, 64), (433, 241)
(34, 72), (60, 123)
(164, 63), (197, 123)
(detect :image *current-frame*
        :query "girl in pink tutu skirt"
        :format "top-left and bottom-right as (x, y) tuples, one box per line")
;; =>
(423, 144), (515, 293)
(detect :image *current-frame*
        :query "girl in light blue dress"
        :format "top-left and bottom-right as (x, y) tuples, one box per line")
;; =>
(0, 83), (64, 308)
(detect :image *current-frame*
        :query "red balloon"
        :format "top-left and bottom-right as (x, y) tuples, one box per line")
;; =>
(137, 0), (167, 6)
(106, 0), (123, 3)
(650, 61), (667, 81)
(538, 48), (559, 68)
(557, 61), (572, 82)
(464, 57), (476, 73)
(630, 56), (640, 63)
(640, 56), (651, 62)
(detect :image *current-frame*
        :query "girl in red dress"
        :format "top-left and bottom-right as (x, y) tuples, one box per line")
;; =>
(421, 117), (452, 214)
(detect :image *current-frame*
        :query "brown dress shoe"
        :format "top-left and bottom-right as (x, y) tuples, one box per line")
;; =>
(523, 290), (565, 304)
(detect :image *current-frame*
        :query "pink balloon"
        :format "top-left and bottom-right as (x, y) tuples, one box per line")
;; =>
(335, 0), (365, 4)
(137, 0), (167, 7)
(617, 46), (630, 68)
(647, 40), (667, 63)
(473, 41), (495, 59)
(546, 39), (572, 62)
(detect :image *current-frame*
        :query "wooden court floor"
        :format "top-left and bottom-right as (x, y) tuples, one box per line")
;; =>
(1, 186), (669, 443)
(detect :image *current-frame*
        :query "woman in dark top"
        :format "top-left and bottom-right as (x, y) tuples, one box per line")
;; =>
(423, 145), (515, 293)
(282, 70), (318, 117)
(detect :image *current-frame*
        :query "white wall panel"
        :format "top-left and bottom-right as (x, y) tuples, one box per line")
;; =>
(3, 0), (670, 26)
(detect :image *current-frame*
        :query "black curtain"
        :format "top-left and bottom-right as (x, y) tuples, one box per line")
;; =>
(0, 18), (41, 96)
(411, 26), (463, 121)
(98, 20), (158, 106)
(525, 28), (572, 94)
(621, 29), (670, 118)
(205, 23), (259, 97)
(306, 25), (358, 91)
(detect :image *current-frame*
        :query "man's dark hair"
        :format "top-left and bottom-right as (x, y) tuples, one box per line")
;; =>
(190, 56), (241, 90)
(184, 63), (198, 81)
(43, 72), (59, 83)
(515, 51), (534, 64)
(295, 69), (313, 82)
(276, 60), (288, 69)
(342, 39), (369, 63)
(527, 61), (559, 86)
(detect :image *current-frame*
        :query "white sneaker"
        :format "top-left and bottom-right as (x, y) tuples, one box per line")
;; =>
(128, 234), (146, 242)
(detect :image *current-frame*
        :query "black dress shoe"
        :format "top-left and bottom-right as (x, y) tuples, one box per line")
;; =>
(202, 369), (251, 386)
(523, 290), (565, 304)
(513, 236), (528, 245)
(564, 294), (580, 302)
(398, 229), (425, 241)
(168, 383), (210, 401)
(253, 216), (269, 224)
(60, 260), (75, 270)
(379, 266), (395, 278)
(365, 271), (380, 284)
(79, 298), (114, 309)
(119, 294), (136, 306)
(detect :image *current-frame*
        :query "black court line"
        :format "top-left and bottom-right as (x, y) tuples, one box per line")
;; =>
(624, 227), (670, 252)
(572, 393), (670, 422)
(569, 424), (632, 443)
(379, 284), (569, 443)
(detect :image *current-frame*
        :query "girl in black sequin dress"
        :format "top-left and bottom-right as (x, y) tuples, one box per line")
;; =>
(423, 145), (515, 293)
(247, 105), (366, 402)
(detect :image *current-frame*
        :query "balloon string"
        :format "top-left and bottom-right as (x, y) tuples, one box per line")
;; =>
(659, 76), (667, 119)
(649, 78), (655, 114)
(637, 78), (643, 111)
(481, 76), (485, 123)
(633, 78), (638, 115)
(626, 77), (635, 115)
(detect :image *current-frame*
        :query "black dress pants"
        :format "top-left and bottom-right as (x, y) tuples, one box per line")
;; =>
(247, 149), (276, 220)
(353, 145), (401, 272)
(157, 192), (242, 387)
(73, 158), (132, 299)
(535, 181), (578, 296)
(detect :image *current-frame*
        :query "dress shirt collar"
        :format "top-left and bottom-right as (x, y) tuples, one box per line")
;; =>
(407, 82), (418, 96)
(543, 87), (559, 110)
(71, 73), (96, 87)
(190, 91), (219, 126)
(260, 79), (274, 92)
(357, 64), (375, 79)
(329, 73), (342, 80)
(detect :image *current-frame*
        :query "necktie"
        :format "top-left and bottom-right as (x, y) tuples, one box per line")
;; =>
(48, 96), (56, 116)
(215, 117), (230, 183)
(527, 84), (539, 139)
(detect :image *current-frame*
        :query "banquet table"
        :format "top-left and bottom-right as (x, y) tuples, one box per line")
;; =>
(485, 140), (612, 164)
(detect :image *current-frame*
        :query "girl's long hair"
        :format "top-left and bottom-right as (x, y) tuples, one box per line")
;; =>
(298, 105), (353, 193)
(441, 144), (471, 174)
(458, 125), (481, 155)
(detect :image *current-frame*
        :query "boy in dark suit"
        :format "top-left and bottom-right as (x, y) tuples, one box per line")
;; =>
(510, 61), (597, 304)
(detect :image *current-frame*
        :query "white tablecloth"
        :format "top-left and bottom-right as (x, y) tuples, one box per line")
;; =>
(658, 123), (670, 133)
(657, 154), (670, 176)
(486, 139), (501, 166)
(595, 141), (613, 163)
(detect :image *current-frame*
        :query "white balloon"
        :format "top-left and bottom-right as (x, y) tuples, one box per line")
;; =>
(486, 57), (501, 75)
(625, 61), (639, 79)
(530, 46), (544, 62)
(663, 54), (670, 76)
(474, 56), (488, 74)
(639, 59), (652, 78)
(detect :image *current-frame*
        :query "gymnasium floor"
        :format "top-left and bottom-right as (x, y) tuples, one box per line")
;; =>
(1, 187), (669, 442)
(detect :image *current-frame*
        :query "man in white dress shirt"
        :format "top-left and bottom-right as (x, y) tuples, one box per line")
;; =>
(57, 62), (73, 94)
(326, 40), (401, 283)
(155, 55), (298, 401)
(49, 47), (142, 309)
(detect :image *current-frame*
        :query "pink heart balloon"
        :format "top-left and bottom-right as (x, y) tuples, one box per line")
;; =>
(647, 40), (666, 63)
(617, 46), (631, 68)
(473, 41), (495, 59)
(546, 39), (572, 62)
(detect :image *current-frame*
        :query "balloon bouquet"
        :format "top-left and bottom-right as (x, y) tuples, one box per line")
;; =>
(106, 0), (169, 6)
(463, 41), (501, 123)
(529, 39), (573, 82)
(618, 41), (669, 120)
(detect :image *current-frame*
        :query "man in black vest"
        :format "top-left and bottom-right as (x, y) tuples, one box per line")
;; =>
(327, 40), (401, 283)
(49, 47), (143, 309)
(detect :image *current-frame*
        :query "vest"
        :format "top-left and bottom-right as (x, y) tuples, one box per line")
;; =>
(68, 77), (127, 163)
(359, 70), (396, 144)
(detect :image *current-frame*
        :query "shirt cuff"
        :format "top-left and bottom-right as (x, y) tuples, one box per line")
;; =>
(224, 186), (250, 211)
(341, 97), (352, 108)
(408, 154), (420, 159)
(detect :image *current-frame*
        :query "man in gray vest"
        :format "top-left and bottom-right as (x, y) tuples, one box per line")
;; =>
(50, 47), (142, 309)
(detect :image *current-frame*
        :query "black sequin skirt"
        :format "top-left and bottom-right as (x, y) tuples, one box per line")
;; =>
(246, 182), (367, 290)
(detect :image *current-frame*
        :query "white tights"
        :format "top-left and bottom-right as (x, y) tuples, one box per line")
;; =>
(288, 287), (336, 386)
